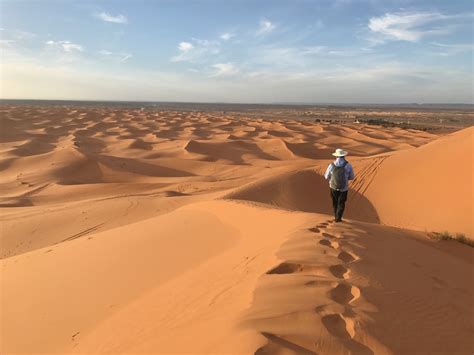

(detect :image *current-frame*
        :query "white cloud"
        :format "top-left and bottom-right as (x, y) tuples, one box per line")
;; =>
(99, 50), (113, 56)
(96, 12), (128, 24)
(178, 41), (194, 52)
(171, 39), (219, 63)
(46, 40), (84, 52)
(211, 63), (239, 77)
(220, 32), (234, 41)
(368, 12), (450, 43)
(257, 19), (275, 36)
(171, 42), (195, 62)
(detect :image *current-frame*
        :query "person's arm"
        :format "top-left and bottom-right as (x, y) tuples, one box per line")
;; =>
(347, 164), (355, 180)
(324, 164), (332, 180)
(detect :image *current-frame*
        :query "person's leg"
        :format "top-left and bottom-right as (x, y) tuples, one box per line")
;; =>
(336, 191), (348, 221)
(330, 189), (338, 219)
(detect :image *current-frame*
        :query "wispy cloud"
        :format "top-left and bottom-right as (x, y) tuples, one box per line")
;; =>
(171, 39), (219, 63)
(430, 42), (474, 56)
(220, 32), (234, 41)
(120, 54), (133, 63)
(251, 45), (326, 68)
(46, 40), (84, 52)
(256, 19), (275, 36)
(368, 12), (451, 43)
(96, 12), (128, 24)
(3, 46), (472, 104)
(171, 41), (195, 62)
(99, 50), (133, 63)
(211, 63), (239, 77)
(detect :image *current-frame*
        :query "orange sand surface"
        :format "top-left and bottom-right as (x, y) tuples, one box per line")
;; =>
(1, 106), (473, 354)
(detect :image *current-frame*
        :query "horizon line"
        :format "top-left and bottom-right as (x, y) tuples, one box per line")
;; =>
(1, 98), (473, 107)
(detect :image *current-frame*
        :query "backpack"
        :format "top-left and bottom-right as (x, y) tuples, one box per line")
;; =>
(330, 161), (348, 190)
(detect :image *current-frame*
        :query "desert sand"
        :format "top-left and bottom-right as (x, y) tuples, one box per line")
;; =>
(1, 105), (473, 354)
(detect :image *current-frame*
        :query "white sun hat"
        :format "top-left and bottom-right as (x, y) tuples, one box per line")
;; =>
(332, 148), (348, 157)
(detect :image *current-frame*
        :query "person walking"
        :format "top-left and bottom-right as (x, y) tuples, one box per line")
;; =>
(324, 149), (355, 222)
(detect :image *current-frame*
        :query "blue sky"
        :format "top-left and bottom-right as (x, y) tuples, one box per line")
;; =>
(1, 0), (472, 103)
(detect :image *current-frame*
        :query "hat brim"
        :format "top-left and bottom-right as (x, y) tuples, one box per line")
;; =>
(332, 152), (348, 157)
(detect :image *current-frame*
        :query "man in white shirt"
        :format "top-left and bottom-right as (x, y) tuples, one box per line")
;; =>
(324, 149), (355, 222)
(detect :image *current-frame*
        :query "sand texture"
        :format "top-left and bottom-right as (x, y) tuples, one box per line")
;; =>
(1, 105), (473, 354)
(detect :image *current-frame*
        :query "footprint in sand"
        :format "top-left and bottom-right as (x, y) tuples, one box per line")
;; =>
(266, 262), (326, 276)
(266, 262), (303, 275)
(337, 251), (359, 263)
(308, 227), (320, 233)
(330, 283), (361, 304)
(322, 232), (341, 239)
(329, 264), (350, 279)
(319, 239), (340, 249)
(321, 313), (355, 340)
(321, 313), (375, 355)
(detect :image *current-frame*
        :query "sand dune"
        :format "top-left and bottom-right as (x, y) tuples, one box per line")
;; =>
(0, 105), (472, 354)
(224, 168), (379, 223)
(363, 127), (473, 237)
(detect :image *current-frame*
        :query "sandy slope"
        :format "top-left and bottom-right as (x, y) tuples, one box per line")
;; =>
(246, 216), (473, 355)
(2, 201), (472, 354)
(1, 105), (473, 354)
(363, 127), (473, 237)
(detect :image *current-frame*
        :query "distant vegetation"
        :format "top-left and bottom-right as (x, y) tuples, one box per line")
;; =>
(313, 118), (436, 131)
(358, 119), (435, 131)
(428, 231), (474, 247)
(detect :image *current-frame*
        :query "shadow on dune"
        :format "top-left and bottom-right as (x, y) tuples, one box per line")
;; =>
(97, 155), (195, 177)
(184, 139), (280, 164)
(224, 169), (379, 223)
(11, 137), (57, 157)
(0, 198), (34, 207)
(255, 332), (317, 354)
(54, 148), (196, 185)
(283, 141), (333, 160)
(54, 152), (104, 185)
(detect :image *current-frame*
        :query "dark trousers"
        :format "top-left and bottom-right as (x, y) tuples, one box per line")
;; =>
(330, 189), (348, 221)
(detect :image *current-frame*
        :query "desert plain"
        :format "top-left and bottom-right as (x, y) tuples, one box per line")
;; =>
(0, 103), (473, 354)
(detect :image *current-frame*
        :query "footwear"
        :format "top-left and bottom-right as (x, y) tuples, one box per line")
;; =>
(335, 218), (342, 223)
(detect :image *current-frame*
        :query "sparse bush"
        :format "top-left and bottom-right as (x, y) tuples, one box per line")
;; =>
(454, 233), (474, 247)
(428, 231), (474, 247)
